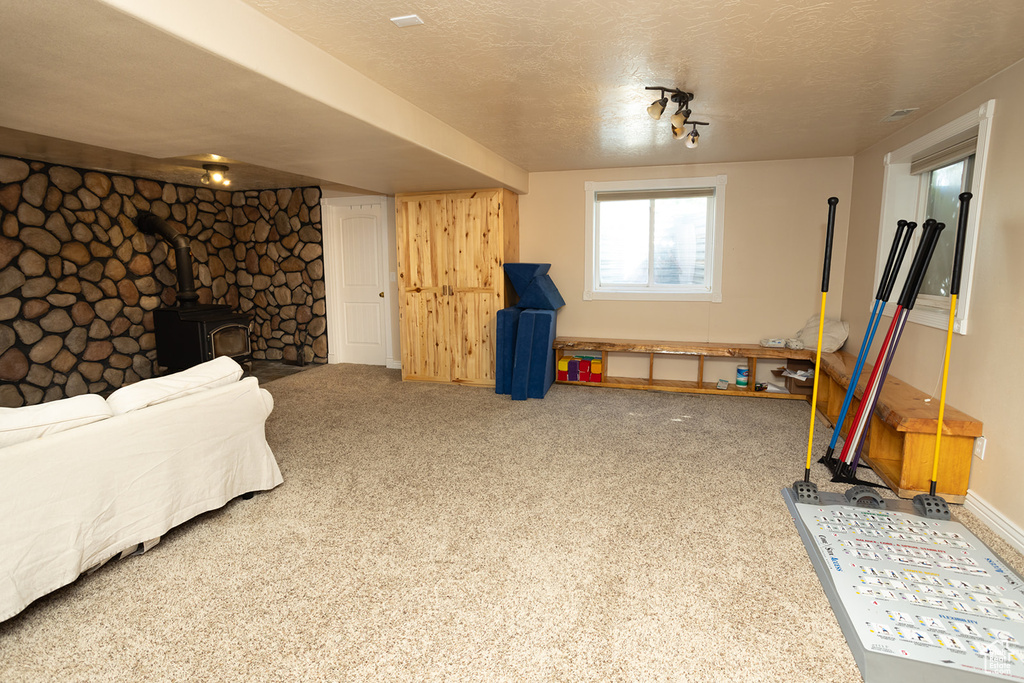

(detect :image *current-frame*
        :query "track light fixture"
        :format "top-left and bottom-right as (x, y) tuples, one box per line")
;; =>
(200, 163), (231, 187)
(645, 86), (709, 145)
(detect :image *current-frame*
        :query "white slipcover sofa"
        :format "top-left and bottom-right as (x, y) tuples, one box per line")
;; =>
(0, 356), (283, 622)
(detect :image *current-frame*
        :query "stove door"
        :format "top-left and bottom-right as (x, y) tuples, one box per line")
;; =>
(209, 323), (251, 361)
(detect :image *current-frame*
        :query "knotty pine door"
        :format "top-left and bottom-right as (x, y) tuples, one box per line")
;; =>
(396, 189), (518, 386)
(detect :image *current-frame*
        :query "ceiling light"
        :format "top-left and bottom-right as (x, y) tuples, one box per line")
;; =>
(390, 14), (424, 27)
(670, 105), (691, 128)
(201, 163), (231, 187)
(647, 92), (668, 120)
(684, 126), (700, 149)
(645, 86), (710, 146)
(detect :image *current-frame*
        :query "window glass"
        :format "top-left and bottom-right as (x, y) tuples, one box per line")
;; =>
(584, 175), (726, 302)
(598, 199), (649, 285)
(653, 197), (707, 286)
(920, 156), (974, 297)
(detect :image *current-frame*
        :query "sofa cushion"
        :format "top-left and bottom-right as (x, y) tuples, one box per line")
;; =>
(106, 356), (244, 415)
(0, 394), (113, 448)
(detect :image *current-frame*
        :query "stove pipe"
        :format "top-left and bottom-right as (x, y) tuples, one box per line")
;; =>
(134, 211), (199, 308)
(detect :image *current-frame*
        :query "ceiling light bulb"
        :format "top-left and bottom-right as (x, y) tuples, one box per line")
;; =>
(647, 97), (668, 120)
(671, 124), (686, 140)
(685, 128), (700, 149)
(201, 163), (230, 186)
(670, 107), (691, 128)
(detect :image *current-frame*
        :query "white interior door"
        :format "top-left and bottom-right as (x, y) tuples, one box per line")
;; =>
(323, 199), (388, 365)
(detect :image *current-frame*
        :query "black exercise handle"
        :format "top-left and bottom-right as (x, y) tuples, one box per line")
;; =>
(951, 192), (973, 296)
(897, 220), (937, 308)
(881, 222), (917, 302)
(876, 220), (908, 301)
(904, 221), (946, 311)
(822, 197), (838, 293)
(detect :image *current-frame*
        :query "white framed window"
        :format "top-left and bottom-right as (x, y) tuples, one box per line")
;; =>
(877, 100), (994, 334)
(584, 175), (726, 301)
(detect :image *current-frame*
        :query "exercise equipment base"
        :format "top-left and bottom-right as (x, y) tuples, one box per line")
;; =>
(783, 487), (1024, 681)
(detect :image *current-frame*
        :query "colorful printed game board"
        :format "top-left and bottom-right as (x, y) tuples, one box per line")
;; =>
(783, 488), (1024, 681)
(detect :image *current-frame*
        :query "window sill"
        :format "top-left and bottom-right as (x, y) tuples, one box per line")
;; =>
(908, 305), (967, 334)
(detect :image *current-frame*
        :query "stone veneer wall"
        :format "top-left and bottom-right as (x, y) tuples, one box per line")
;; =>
(0, 154), (327, 407)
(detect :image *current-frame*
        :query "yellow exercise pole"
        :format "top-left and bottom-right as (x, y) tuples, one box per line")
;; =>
(804, 197), (838, 482)
(928, 192), (972, 496)
(804, 291), (828, 476)
(930, 293), (957, 491)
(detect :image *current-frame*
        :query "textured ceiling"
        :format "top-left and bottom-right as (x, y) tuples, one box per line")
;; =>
(0, 0), (525, 194)
(240, 0), (1024, 171)
(2, 0), (1024, 192)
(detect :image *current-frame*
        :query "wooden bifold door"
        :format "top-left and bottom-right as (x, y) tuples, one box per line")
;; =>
(395, 188), (519, 386)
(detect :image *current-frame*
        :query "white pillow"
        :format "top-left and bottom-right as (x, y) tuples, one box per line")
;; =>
(796, 316), (850, 353)
(0, 394), (113, 448)
(106, 356), (243, 415)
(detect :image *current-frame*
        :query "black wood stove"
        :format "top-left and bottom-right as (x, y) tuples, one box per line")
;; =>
(151, 305), (252, 372)
(136, 212), (253, 372)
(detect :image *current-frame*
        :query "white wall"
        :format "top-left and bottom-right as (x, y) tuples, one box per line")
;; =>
(518, 158), (855, 344)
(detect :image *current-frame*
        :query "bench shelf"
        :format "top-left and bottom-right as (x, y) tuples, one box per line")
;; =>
(552, 337), (819, 400)
(816, 351), (982, 503)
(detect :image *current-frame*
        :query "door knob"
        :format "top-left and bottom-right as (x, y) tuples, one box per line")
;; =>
(379, 292), (384, 298)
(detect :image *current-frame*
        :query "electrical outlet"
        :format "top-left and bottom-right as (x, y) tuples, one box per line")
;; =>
(973, 436), (987, 460)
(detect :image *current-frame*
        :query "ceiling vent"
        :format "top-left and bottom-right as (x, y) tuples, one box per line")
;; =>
(390, 14), (424, 28)
(881, 108), (919, 122)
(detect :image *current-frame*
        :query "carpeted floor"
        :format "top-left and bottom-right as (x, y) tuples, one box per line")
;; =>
(1, 364), (1021, 682)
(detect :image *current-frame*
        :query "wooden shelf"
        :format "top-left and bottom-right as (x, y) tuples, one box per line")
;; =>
(553, 336), (823, 400)
(554, 337), (817, 360)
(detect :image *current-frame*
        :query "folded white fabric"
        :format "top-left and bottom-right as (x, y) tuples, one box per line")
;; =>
(106, 356), (243, 415)
(0, 394), (113, 448)
(796, 316), (849, 353)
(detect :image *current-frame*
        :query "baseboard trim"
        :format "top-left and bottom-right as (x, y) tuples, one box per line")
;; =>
(327, 356), (400, 369)
(964, 489), (1024, 556)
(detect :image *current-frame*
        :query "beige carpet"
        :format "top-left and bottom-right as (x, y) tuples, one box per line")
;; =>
(2, 364), (1021, 682)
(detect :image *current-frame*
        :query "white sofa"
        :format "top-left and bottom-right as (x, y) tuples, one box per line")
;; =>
(0, 357), (283, 622)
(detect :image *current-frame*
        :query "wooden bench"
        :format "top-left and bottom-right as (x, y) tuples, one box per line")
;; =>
(816, 351), (983, 503)
(552, 336), (826, 400)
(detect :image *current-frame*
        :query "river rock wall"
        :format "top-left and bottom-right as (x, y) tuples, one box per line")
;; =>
(0, 154), (326, 407)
